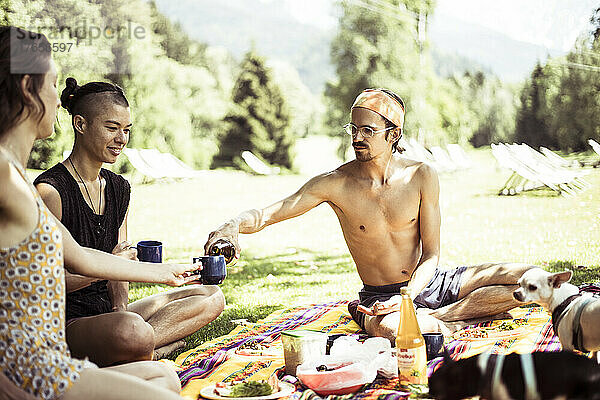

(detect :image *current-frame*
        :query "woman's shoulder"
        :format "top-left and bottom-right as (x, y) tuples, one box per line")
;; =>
(0, 151), (12, 189)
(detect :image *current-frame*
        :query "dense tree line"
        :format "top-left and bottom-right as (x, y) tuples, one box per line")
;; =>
(5, 0), (598, 173)
(323, 0), (520, 156)
(325, 1), (599, 155)
(515, 7), (600, 152)
(515, 25), (600, 149)
(2, 0), (296, 171)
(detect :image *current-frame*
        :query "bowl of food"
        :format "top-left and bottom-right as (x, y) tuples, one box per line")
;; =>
(200, 377), (295, 400)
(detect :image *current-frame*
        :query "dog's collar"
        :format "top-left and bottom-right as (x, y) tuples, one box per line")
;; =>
(477, 352), (541, 400)
(552, 293), (581, 329)
(572, 296), (595, 352)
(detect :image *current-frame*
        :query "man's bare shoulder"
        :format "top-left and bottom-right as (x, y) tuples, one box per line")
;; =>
(35, 181), (62, 216)
(392, 157), (437, 178)
(300, 161), (356, 197)
(333, 159), (361, 175)
(406, 160), (439, 194)
(309, 160), (356, 182)
(417, 161), (438, 182)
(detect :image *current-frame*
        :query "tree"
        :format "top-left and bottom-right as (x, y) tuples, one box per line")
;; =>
(513, 6), (600, 152)
(4, 0), (113, 169)
(268, 59), (323, 138)
(591, 7), (600, 43)
(514, 64), (554, 148)
(2, 0), (229, 170)
(148, 0), (207, 66)
(551, 46), (600, 151)
(324, 0), (438, 156)
(213, 50), (294, 170)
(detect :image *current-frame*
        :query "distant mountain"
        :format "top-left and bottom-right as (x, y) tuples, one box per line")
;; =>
(153, 0), (335, 93)
(154, 0), (567, 91)
(429, 10), (564, 82)
(429, 46), (493, 79)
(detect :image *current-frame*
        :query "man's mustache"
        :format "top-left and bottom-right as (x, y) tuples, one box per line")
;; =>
(353, 142), (368, 148)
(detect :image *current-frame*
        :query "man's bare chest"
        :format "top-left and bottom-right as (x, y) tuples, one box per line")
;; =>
(329, 181), (421, 232)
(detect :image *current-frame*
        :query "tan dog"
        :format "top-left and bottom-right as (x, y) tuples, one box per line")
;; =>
(513, 268), (600, 361)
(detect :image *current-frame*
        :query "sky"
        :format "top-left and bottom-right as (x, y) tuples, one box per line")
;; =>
(435, 0), (597, 51)
(278, 0), (598, 52)
(286, 0), (337, 29)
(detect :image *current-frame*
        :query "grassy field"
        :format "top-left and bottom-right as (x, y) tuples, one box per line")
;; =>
(123, 148), (600, 359)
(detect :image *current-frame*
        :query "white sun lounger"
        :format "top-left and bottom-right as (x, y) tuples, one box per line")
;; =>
(491, 143), (588, 196)
(123, 148), (205, 181)
(241, 151), (280, 175)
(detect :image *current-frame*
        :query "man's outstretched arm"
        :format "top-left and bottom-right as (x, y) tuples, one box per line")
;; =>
(204, 173), (333, 256)
(407, 163), (441, 299)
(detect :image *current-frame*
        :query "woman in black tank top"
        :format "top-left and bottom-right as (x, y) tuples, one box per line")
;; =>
(35, 78), (135, 320)
(33, 77), (225, 367)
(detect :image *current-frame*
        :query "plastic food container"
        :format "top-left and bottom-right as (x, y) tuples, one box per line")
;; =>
(280, 330), (327, 376)
(295, 356), (377, 396)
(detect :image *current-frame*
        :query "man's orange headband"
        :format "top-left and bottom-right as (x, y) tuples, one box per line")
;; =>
(351, 89), (405, 129)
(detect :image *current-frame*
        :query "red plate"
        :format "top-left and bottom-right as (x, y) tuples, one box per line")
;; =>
(314, 384), (364, 396)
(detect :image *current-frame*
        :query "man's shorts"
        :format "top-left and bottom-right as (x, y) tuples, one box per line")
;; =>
(348, 266), (468, 329)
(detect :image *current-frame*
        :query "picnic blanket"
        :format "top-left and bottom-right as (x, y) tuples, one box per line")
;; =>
(167, 301), (561, 400)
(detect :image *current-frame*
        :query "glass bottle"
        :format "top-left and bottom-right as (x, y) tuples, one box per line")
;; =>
(208, 239), (237, 265)
(395, 287), (428, 385)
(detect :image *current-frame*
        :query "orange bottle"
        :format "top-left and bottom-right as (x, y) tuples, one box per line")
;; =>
(395, 287), (428, 385)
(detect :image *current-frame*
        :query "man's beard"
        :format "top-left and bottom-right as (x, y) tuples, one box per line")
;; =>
(353, 142), (373, 162)
(355, 151), (373, 162)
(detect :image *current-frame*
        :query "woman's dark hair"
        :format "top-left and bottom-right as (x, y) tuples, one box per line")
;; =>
(60, 77), (129, 127)
(381, 88), (405, 154)
(0, 26), (52, 136)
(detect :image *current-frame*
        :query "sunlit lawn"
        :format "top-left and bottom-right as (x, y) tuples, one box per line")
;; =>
(125, 148), (600, 359)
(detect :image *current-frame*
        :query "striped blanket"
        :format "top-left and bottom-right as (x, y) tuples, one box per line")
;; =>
(168, 301), (561, 400)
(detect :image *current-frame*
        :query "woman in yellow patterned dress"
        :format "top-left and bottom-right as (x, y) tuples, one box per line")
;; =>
(0, 27), (201, 400)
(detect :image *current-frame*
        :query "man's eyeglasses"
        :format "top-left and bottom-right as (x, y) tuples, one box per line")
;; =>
(343, 123), (394, 139)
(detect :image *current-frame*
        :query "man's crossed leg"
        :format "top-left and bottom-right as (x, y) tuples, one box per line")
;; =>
(351, 262), (534, 341)
(66, 285), (225, 366)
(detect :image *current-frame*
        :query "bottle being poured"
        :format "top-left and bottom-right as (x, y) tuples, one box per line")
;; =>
(395, 287), (428, 385)
(208, 239), (238, 265)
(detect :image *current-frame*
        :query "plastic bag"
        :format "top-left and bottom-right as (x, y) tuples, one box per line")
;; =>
(330, 336), (397, 378)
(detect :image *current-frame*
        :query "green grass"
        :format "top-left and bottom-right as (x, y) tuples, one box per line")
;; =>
(125, 148), (600, 359)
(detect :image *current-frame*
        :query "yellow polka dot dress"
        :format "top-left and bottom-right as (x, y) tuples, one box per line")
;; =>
(0, 160), (94, 399)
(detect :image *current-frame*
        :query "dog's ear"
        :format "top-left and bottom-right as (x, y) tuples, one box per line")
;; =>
(548, 270), (573, 288)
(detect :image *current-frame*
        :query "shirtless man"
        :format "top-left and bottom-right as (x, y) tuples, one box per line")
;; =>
(204, 88), (533, 341)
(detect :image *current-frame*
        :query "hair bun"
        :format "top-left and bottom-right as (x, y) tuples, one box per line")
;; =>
(60, 77), (79, 113)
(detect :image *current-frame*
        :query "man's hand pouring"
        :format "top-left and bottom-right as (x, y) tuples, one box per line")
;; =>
(204, 221), (241, 258)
